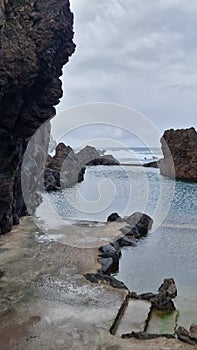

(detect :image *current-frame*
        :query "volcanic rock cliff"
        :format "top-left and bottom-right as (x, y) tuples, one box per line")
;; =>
(0, 0), (75, 233)
(160, 127), (197, 181)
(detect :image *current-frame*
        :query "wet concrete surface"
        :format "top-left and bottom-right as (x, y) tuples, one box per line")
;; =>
(0, 217), (195, 350)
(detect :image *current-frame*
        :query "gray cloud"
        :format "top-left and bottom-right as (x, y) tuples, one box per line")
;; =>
(56, 0), (197, 143)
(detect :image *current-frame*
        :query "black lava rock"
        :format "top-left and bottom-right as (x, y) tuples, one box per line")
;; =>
(107, 213), (121, 222)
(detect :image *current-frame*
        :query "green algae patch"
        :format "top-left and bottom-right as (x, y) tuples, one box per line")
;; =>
(146, 309), (178, 335)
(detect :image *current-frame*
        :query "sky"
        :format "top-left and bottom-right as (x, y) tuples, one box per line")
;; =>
(54, 0), (197, 147)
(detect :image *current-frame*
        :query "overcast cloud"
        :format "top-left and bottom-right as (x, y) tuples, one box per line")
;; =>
(55, 0), (197, 145)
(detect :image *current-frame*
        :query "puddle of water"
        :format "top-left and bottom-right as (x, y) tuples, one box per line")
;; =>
(146, 310), (178, 335)
(115, 299), (151, 336)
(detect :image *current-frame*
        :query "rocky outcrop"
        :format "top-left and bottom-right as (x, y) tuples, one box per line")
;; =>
(75, 145), (120, 166)
(45, 143), (86, 191)
(158, 278), (177, 298)
(138, 278), (177, 312)
(44, 143), (120, 191)
(0, 0), (75, 233)
(160, 127), (197, 181)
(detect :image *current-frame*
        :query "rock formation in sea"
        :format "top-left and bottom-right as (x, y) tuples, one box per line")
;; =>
(160, 127), (197, 181)
(44, 143), (120, 191)
(45, 143), (86, 191)
(0, 0), (75, 233)
(75, 145), (120, 166)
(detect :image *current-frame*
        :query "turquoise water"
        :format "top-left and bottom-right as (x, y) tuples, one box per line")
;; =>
(46, 148), (197, 328)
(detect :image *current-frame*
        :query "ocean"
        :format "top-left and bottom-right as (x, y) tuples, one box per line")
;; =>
(44, 147), (197, 328)
(45, 147), (164, 222)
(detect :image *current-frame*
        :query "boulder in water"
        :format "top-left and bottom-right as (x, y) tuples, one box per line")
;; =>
(158, 278), (177, 298)
(115, 236), (137, 248)
(176, 327), (196, 345)
(107, 213), (121, 222)
(99, 257), (114, 275)
(189, 324), (197, 341)
(124, 212), (153, 235)
(125, 225), (140, 238)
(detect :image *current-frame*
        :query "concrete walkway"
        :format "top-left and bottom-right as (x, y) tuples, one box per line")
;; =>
(0, 217), (194, 350)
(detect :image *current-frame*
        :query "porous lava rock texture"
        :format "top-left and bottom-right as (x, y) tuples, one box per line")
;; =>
(0, 0), (75, 233)
(160, 127), (197, 181)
